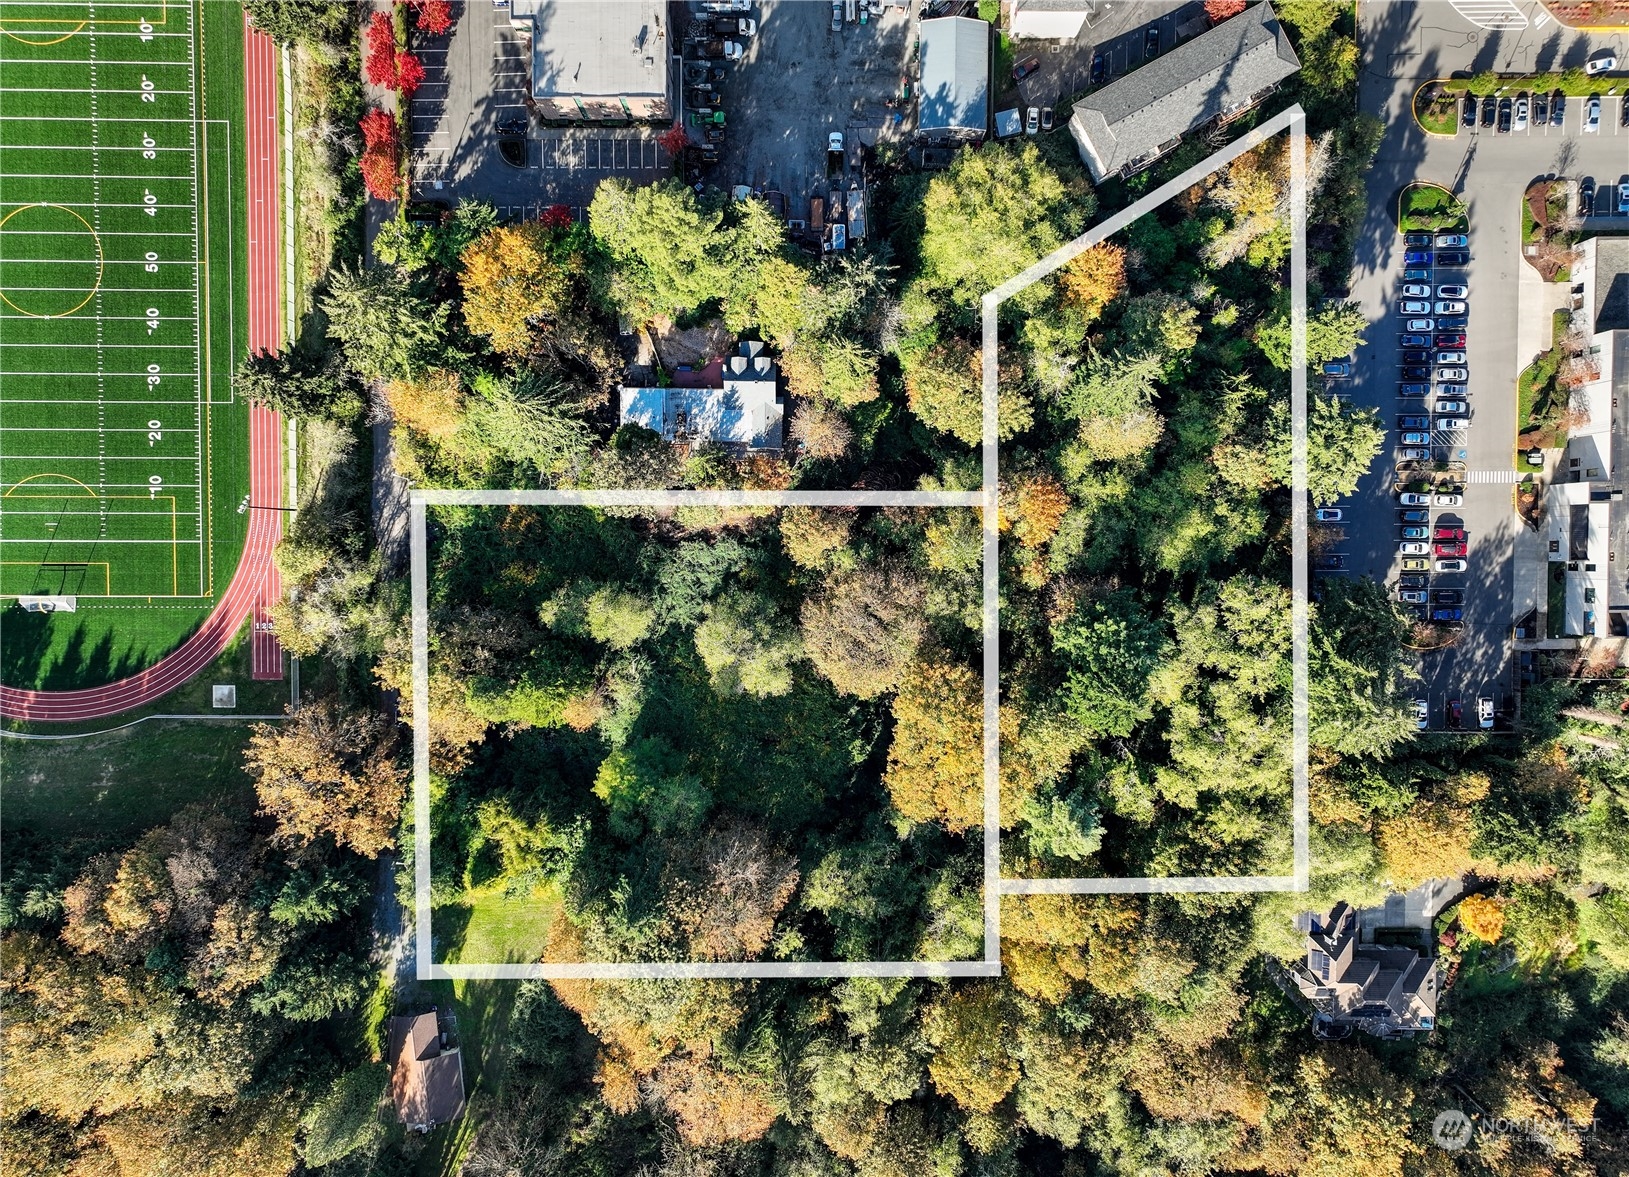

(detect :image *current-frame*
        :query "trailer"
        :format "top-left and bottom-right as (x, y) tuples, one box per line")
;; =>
(845, 187), (866, 242)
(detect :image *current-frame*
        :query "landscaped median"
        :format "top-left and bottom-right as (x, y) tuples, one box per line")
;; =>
(1522, 179), (1579, 281)
(1413, 68), (1627, 135)
(1396, 181), (1467, 233)
(1518, 308), (1588, 451)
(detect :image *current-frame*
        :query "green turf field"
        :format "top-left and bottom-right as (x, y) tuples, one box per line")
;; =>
(0, 0), (250, 687)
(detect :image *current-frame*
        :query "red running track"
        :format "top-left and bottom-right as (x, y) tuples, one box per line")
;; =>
(0, 16), (286, 723)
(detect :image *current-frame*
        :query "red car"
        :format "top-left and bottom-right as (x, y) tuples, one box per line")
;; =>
(1433, 527), (1465, 541)
(1434, 542), (1468, 557)
(1014, 55), (1041, 82)
(1449, 699), (1463, 728)
(1435, 334), (1466, 348)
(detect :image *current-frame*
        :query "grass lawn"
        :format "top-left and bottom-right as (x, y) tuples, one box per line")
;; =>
(1399, 182), (1466, 231)
(1413, 89), (1459, 135)
(0, 714), (256, 847)
(0, 1), (250, 688)
(442, 881), (563, 966)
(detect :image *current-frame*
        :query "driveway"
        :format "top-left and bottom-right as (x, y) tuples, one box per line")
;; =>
(1011, 0), (1204, 112)
(1326, 1), (1629, 728)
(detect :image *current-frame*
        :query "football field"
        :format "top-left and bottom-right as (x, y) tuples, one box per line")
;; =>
(0, 0), (246, 610)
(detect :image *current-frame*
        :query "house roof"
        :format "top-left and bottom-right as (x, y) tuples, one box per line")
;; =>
(620, 341), (783, 449)
(509, 0), (668, 104)
(388, 1013), (465, 1129)
(1589, 237), (1629, 334)
(1067, 2), (1300, 179)
(919, 16), (989, 134)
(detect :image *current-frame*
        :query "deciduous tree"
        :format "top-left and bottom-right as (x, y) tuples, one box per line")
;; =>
(459, 221), (573, 355)
(800, 563), (927, 698)
(884, 659), (982, 831)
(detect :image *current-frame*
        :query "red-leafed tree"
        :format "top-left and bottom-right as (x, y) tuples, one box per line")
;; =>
(396, 51), (426, 97)
(364, 10), (397, 88)
(359, 109), (401, 201)
(540, 204), (573, 230)
(412, 0), (453, 35)
(359, 108), (398, 149)
(1204, 0), (1247, 22)
(656, 120), (690, 156)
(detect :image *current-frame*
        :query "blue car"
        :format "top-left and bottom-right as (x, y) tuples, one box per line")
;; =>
(1402, 525), (1428, 539)
(1404, 250), (1433, 265)
(1400, 509), (1430, 522)
(1439, 316), (1469, 330)
(1398, 415), (1429, 429)
(1432, 608), (1463, 623)
(1403, 268), (1431, 281)
(1400, 383), (1429, 396)
(1401, 334), (1428, 347)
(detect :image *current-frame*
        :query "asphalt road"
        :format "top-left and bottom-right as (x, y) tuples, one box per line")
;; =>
(1326, 1), (1629, 728)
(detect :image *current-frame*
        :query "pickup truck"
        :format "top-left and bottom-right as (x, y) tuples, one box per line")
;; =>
(697, 39), (743, 61)
(712, 16), (756, 36)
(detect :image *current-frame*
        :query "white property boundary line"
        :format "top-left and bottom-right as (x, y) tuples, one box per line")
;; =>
(409, 105), (1310, 982)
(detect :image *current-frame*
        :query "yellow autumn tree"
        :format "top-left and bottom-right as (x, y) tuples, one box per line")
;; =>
(1376, 800), (1476, 888)
(1058, 242), (1126, 320)
(1457, 893), (1505, 943)
(884, 659), (982, 831)
(925, 984), (1019, 1113)
(459, 221), (571, 354)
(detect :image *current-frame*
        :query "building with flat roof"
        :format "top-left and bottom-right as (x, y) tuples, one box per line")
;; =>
(918, 16), (989, 141)
(1066, 2), (1299, 182)
(1009, 0), (1097, 41)
(620, 340), (784, 451)
(508, 0), (669, 122)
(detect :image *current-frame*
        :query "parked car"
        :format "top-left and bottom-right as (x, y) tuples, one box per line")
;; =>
(1586, 95), (1601, 131)
(1399, 447), (1431, 461)
(1437, 416), (1470, 431)
(1400, 541), (1429, 555)
(1438, 366), (1468, 381)
(1449, 698), (1464, 727)
(1144, 25), (1161, 57)
(1435, 233), (1469, 248)
(1404, 232), (1433, 246)
(1404, 251), (1433, 265)
(1434, 526), (1465, 541)
(1400, 383), (1430, 396)
(1433, 607), (1464, 622)
(1437, 350), (1467, 364)
(1438, 314), (1469, 329)
(1478, 696), (1495, 729)
(1553, 91), (1565, 125)
(1436, 399), (1468, 414)
(1025, 106), (1040, 134)
(1400, 300), (1431, 314)
(1413, 699), (1430, 730)
(1438, 383), (1468, 397)
(1463, 92), (1478, 127)
(1402, 365), (1430, 380)
(1014, 55), (1041, 81)
(1497, 97), (1513, 132)
(1402, 350), (1429, 364)
(1403, 556), (1430, 571)
(1402, 283), (1431, 298)
(1405, 317), (1435, 332)
(1402, 525), (1428, 540)
(1435, 333), (1466, 347)
(831, 1), (842, 30)
(1315, 554), (1347, 570)
(1433, 589), (1465, 603)
(1040, 106), (1053, 131)
(1434, 300), (1467, 314)
(1622, 98), (1629, 127)
(1436, 558), (1467, 572)
(1401, 431), (1431, 446)
(1586, 51), (1618, 74)
(1322, 360), (1352, 376)
(1581, 177), (1597, 217)
(1435, 541), (1468, 558)
(1314, 508), (1343, 522)
(1481, 95), (1496, 126)
(1401, 333), (1429, 347)
(1400, 509), (1430, 523)
(1090, 52), (1105, 84)
(1404, 268), (1431, 281)
(1400, 572), (1429, 586)
(1402, 589), (1428, 604)
(1514, 96), (1529, 131)
(1437, 284), (1468, 298)
(1399, 415), (1429, 429)
(1618, 180), (1629, 214)
(1437, 252), (1470, 267)
(1434, 493), (1464, 506)
(1400, 492), (1431, 505)
(1534, 92), (1548, 125)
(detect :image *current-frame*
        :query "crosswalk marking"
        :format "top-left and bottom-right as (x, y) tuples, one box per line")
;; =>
(1464, 469), (1525, 483)
(1448, 0), (1529, 29)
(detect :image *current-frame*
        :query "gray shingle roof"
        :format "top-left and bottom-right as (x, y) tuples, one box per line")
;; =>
(1591, 237), (1629, 334)
(1067, 2), (1299, 180)
(919, 16), (989, 135)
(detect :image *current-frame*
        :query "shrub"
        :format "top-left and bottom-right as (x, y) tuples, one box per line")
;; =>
(411, 0), (453, 35)
(396, 51), (425, 97)
(363, 11), (396, 88)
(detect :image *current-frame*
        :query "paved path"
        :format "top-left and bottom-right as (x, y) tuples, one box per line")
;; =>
(0, 16), (285, 722)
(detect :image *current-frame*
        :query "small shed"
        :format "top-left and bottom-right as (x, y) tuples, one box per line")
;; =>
(918, 16), (989, 140)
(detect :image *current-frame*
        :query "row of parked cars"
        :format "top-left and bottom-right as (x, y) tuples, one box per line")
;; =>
(1579, 176), (1629, 218)
(1462, 88), (1627, 134)
(1412, 695), (1496, 731)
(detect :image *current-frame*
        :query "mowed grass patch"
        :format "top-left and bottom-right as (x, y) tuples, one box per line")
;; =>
(0, 0), (253, 689)
(0, 717), (256, 847)
(442, 881), (564, 967)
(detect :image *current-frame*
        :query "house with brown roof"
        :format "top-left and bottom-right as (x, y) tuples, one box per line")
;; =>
(387, 1011), (466, 1132)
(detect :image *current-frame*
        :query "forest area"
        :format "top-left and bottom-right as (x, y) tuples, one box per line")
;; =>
(2, 2), (1626, 1175)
